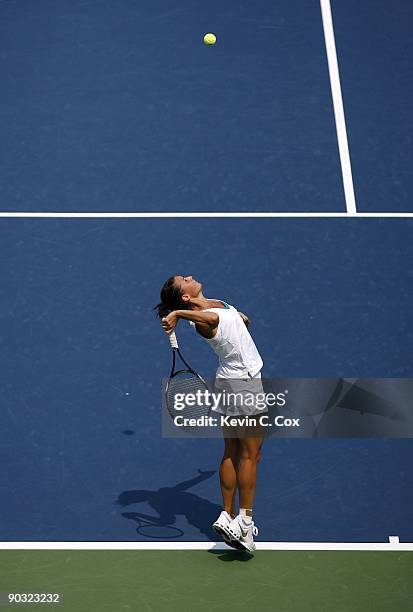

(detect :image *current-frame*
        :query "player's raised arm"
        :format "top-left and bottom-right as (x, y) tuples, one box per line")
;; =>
(162, 309), (219, 336)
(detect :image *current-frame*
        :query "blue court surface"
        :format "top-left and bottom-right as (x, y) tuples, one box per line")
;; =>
(332, 0), (413, 212)
(0, 0), (412, 561)
(1, 218), (412, 543)
(0, 0), (353, 213)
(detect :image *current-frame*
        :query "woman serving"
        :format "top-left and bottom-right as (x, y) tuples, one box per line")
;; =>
(155, 275), (266, 552)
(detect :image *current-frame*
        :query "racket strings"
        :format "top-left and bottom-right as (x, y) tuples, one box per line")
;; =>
(166, 374), (211, 420)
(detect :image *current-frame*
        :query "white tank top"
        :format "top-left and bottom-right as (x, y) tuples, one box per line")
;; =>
(190, 300), (263, 379)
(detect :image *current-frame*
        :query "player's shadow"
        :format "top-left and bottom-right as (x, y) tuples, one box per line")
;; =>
(208, 548), (254, 562)
(116, 469), (222, 541)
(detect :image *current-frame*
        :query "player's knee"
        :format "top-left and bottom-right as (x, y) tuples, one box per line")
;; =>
(241, 449), (261, 464)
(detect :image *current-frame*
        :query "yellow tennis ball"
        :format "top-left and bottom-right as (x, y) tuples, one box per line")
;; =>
(203, 33), (217, 46)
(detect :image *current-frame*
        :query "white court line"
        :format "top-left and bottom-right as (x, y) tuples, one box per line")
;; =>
(320, 0), (357, 215)
(0, 212), (412, 218)
(0, 540), (412, 551)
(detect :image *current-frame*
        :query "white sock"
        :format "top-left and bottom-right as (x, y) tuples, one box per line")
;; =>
(239, 508), (253, 524)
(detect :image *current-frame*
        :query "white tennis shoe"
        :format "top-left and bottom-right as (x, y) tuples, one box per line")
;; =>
(212, 511), (243, 550)
(223, 515), (259, 552)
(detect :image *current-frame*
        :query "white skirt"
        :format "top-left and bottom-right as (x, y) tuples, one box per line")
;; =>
(212, 372), (268, 417)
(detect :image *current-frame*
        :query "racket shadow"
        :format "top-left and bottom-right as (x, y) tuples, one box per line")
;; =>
(116, 469), (221, 541)
(121, 513), (184, 539)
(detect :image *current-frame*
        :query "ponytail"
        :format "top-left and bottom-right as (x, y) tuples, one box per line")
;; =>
(154, 301), (172, 319)
(153, 276), (190, 319)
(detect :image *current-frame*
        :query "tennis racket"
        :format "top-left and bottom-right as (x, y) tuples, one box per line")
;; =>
(164, 329), (211, 421)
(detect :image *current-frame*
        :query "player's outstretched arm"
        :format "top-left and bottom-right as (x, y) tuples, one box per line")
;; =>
(162, 309), (219, 335)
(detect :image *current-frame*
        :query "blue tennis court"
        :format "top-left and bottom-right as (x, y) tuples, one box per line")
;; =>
(332, 0), (413, 212)
(1, 218), (412, 542)
(2, 0), (412, 214)
(1, 0), (345, 213)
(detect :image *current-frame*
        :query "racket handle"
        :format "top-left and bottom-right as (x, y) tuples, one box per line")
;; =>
(168, 331), (179, 349)
(161, 318), (179, 348)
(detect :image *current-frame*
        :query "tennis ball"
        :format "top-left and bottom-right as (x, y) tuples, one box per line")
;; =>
(203, 33), (217, 46)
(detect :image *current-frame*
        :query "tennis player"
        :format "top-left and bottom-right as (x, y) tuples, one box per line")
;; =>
(155, 275), (266, 552)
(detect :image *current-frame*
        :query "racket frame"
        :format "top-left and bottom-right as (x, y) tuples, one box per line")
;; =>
(164, 330), (209, 419)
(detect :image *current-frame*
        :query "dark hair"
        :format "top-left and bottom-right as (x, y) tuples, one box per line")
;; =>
(153, 276), (189, 319)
